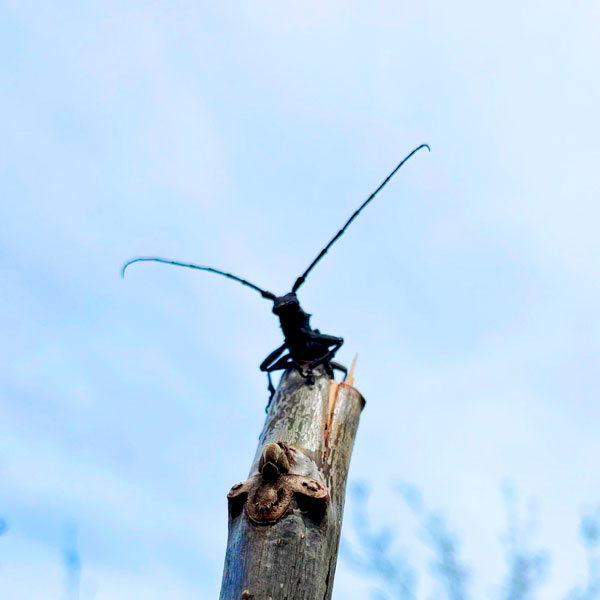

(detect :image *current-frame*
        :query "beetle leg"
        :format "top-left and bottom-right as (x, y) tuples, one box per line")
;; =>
(305, 334), (344, 372)
(267, 372), (275, 398)
(305, 368), (315, 386)
(329, 361), (348, 381)
(260, 343), (288, 399)
(260, 343), (287, 372)
(264, 355), (297, 373)
(262, 353), (300, 410)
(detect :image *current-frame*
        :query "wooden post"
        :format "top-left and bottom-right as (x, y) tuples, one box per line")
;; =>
(219, 365), (364, 599)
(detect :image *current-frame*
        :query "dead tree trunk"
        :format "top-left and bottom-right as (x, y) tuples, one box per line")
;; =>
(219, 364), (364, 600)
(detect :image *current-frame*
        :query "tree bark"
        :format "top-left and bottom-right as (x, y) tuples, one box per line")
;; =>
(219, 366), (365, 600)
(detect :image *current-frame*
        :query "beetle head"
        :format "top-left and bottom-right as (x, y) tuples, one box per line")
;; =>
(272, 292), (300, 315)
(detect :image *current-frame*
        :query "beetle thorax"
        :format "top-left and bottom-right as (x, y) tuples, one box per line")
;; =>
(272, 293), (311, 338)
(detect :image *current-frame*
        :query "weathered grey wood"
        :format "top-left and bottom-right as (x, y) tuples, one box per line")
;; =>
(220, 366), (364, 600)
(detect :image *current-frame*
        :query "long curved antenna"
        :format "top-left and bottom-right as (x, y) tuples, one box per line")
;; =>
(292, 144), (430, 292)
(122, 257), (277, 300)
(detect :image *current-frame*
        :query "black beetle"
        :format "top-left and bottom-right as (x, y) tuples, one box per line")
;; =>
(123, 144), (429, 399)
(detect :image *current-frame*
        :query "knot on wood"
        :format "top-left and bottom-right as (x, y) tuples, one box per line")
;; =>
(258, 442), (291, 482)
(228, 442), (328, 524)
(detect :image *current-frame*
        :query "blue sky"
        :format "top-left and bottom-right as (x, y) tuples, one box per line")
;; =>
(1, 1), (600, 598)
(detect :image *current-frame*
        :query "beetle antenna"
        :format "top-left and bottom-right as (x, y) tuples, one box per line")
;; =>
(292, 144), (430, 292)
(122, 257), (277, 300)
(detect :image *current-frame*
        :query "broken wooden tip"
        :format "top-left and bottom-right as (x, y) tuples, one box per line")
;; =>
(344, 354), (358, 387)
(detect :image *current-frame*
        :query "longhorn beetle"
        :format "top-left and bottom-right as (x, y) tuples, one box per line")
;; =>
(122, 144), (429, 400)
